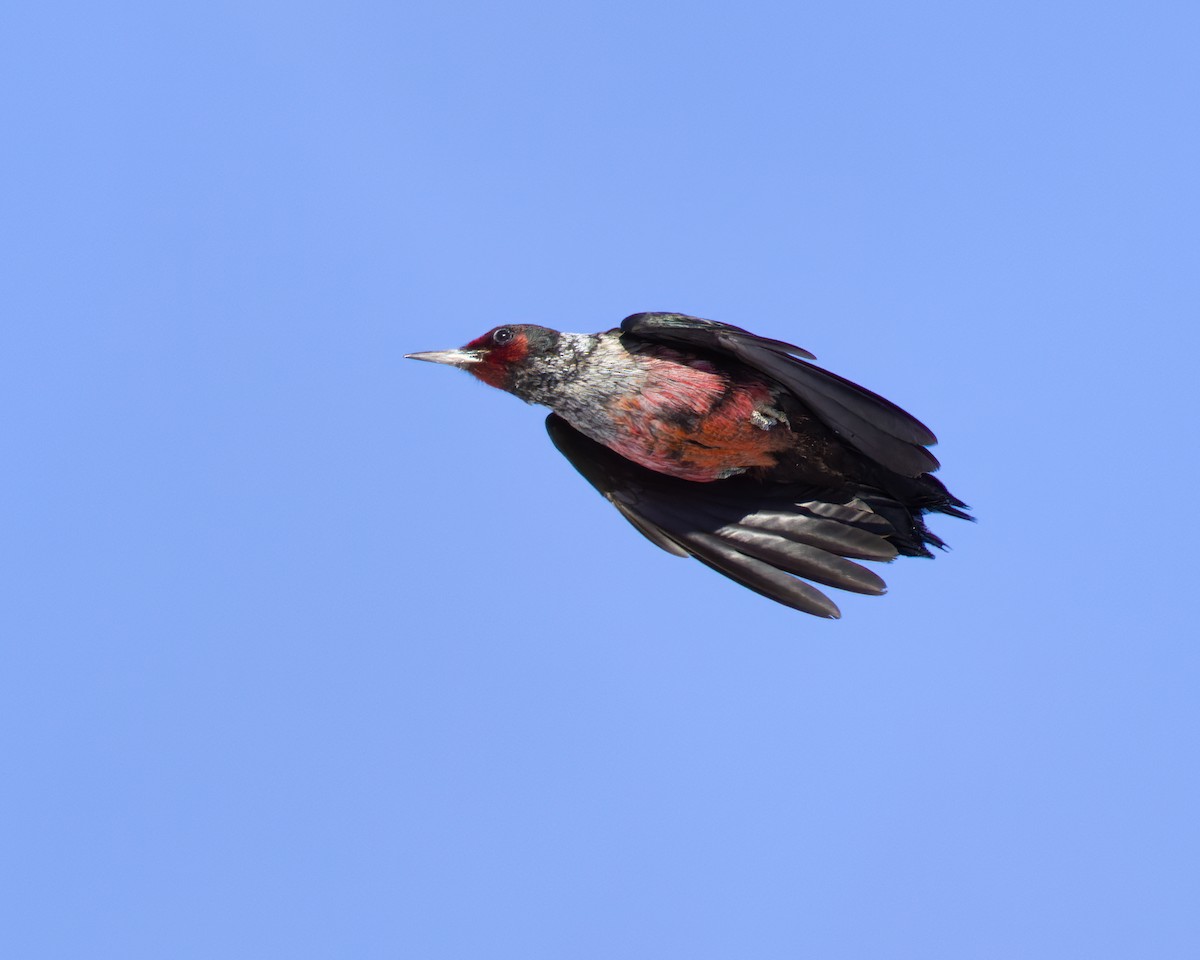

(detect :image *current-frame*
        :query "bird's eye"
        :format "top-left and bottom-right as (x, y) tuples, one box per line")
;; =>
(492, 327), (515, 344)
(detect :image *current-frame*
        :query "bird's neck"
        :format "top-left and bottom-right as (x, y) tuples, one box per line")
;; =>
(509, 331), (643, 411)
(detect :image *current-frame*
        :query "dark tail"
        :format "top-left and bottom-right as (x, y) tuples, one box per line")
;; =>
(857, 473), (973, 558)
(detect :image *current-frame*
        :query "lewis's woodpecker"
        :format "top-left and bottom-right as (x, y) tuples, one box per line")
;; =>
(407, 312), (970, 618)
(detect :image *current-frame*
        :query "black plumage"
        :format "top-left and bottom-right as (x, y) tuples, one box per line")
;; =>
(546, 314), (971, 618)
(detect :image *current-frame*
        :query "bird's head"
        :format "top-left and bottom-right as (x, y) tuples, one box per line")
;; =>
(406, 324), (565, 396)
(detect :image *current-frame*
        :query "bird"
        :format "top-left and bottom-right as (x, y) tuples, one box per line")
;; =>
(406, 312), (970, 618)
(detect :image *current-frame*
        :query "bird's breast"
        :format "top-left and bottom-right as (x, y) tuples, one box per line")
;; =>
(605, 388), (792, 481)
(555, 348), (794, 482)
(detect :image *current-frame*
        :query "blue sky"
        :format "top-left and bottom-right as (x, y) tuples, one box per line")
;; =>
(2, 1), (1197, 957)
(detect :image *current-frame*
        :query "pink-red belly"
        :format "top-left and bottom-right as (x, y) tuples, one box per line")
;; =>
(605, 402), (791, 482)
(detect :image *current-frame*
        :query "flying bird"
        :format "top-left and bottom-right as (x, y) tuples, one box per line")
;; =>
(407, 312), (970, 618)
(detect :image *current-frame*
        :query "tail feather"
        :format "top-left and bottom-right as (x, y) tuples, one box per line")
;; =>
(856, 472), (973, 557)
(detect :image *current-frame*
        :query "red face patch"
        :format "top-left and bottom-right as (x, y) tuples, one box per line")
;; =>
(464, 327), (530, 390)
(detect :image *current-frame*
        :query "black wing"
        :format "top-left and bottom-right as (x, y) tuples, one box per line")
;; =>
(547, 413), (908, 619)
(620, 312), (940, 478)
